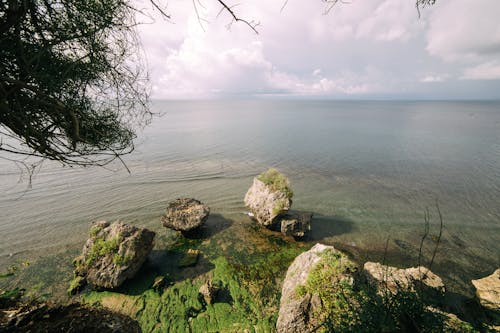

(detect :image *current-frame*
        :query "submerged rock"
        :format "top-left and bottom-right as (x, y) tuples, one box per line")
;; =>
(178, 249), (200, 268)
(363, 262), (445, 296)
(161, 198), (210, 233)
(73, 221), (155, 289)
(279, 211), (312, 238)
(276, 243), (357, 333)
(244, 169), (293, 227)
(472, 268), (500, 312)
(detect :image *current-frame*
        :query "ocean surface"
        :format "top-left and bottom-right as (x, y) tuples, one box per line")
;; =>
(1, 100), (499, 295)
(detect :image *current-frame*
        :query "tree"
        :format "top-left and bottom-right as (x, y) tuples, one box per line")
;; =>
(0, 0), (149, 169)
(0, 0), (437, 171)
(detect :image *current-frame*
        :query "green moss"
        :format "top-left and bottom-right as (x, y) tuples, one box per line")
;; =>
(67, 276), (85, 295)
(113, 253), (133, 266)
(85, 235), (121, 266)
(89, 224), (104, 238)
(257, 168), (294, 199)
(295, 248), (469, 332)
(272, 200), (288, 216)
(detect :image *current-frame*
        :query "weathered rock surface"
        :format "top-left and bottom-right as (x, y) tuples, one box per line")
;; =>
(472, 268), (500, 312)
(74, 221), (155, 289)
(0, 301), (141, 333)
(161, 198), (210, 232)
(363, 262), (445, 295)
(244, 177), (291, 227)
(276, 243), (353, 333)
(199, 281), (219, 305)
(280, 211), (312, 238)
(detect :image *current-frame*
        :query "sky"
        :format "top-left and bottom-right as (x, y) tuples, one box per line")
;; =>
(136, 0), (500, 100)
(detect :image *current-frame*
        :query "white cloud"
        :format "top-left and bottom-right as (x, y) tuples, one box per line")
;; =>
(462, 62), (500, 80)
(426, 0), (500, 62)
(138, 0), (500, 99)
(420, 75), (447, 83)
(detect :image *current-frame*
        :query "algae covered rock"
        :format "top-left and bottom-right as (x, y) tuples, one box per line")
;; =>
(472, 268), (500, 312)
(276, 243), (357, 333)
(244, 168), (293, 227)
(73, 221), (155, 289)
(161, 198), (210, 233)
(363, 262), (445, 296)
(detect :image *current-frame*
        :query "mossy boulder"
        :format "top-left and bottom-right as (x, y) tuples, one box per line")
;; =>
(73, 221), (155, 289)
(276, 243), (357, 332)
(244, 168), (293, 227)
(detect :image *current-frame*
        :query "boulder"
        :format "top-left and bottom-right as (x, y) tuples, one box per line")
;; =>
(471, 268), (500, 312)
(73, 221), (155, 289)
(244, 169), (292, 227)
(363, 262), (445, 296)
(161, 198), (210, 233)
(276, 243), (356, 333)
(279, 211), (312, 238)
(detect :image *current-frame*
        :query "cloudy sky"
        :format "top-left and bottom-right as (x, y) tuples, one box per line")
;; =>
(137, 0), (500, 99)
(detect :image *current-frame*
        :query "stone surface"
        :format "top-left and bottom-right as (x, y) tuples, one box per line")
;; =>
(152, 276), (166, 291)
(472, 268), (500, 312)
(0, 302), (141, 333)
(363, 262), (445, 295)
(74, 221), (155, 289)
(279, 211), (312, 238)
(276, 243), (341, 333)
(161, 198), (210, 232)
(199, 281), (219, 305)
(244, 177), (291, 227)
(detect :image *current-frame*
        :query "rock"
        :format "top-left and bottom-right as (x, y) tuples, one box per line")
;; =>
(161, 198), (210, 233)
(0, 301), (142, 333)
(471, 268), (500, 312)
(73, 221), (155, 289)
(363, 262), (445, 296)
(199, 281), (219, 305)
(178, 249), (200, 268)
(276, 243), (356, 333)
(279, 211), (312, 238)
(152, 276), (166, 291)
(244, 169), (293, 227)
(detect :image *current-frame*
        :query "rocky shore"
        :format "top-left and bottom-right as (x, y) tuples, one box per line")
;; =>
(1, 169), (499, 332)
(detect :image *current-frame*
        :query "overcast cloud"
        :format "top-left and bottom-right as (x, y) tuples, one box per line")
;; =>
(137, 0), (500, 99)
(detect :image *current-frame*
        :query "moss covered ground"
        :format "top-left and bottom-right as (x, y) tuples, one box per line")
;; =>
(81, 218), (308, 332)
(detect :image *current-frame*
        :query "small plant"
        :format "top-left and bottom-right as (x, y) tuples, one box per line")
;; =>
(272, 200), (287, 216)
(85, 235), (121, 266)
(257, 168), (294, 199)
(113, 253), (133, 266)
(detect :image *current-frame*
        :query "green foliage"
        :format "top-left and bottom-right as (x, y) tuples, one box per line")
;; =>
(0, 0), (150, 167)
(85, 236), (121, 266)
(257, 168), (294, 199)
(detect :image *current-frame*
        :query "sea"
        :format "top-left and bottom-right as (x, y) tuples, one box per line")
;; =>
(1, 100), (499, 297)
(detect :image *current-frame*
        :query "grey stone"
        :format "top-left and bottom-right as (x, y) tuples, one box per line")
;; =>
(74, 221), (155, 289)
(161, 198), (210, 232)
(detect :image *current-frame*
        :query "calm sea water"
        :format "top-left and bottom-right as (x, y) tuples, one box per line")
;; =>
(1, 100), (499, 294)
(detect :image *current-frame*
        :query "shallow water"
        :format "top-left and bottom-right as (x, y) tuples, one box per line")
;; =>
(1, 100), (499, 296)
